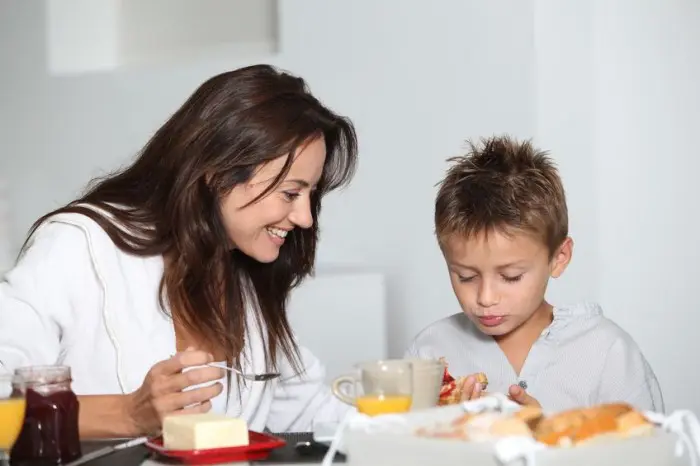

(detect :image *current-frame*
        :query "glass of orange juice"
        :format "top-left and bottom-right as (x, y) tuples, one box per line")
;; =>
(0, 374), (25, 466)
(331, 360), (413, 416)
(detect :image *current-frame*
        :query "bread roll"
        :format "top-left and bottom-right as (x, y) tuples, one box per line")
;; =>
(445, 412), (534, 441)
(515, 406), (544, 430)
(616, 410), (654, 438)
(417, 401), (653, 447)
(534, 402), (652, 446)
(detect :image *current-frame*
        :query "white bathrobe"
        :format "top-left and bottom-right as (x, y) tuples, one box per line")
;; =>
(0, 212), (350, 432)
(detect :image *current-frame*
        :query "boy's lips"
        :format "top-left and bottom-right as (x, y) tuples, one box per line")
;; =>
(477, 315), (505, 327)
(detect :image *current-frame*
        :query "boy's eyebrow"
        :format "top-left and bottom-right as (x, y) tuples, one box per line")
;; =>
(449, 261), (528, 271)
(449, 262), (478, 271)
(495, 261), (528, 270)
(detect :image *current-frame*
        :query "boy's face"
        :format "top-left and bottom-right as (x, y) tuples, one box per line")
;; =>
(441, 229), (572, 337)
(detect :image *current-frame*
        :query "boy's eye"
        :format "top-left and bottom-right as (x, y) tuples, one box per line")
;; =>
(502, 274), (524, 283)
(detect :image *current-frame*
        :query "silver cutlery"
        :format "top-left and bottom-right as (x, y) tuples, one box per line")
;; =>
(208, 362), (280, 382)
(64, 437), (148, 466)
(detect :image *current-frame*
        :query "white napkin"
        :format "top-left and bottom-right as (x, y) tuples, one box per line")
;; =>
(320, 393), (700, 466)
(321, 394), (520, 466)
(460, 394), (545, 465)
(645, 410), (700, 466)
(320, 410), (412, 466)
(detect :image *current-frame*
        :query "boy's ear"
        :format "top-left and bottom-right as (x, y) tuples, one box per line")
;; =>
(550, 237), (573, 278)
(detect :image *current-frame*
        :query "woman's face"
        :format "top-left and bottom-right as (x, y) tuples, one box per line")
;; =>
(220, 136), (327, 263)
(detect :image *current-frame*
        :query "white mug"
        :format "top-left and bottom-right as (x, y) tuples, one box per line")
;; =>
(331, 358), (444, 412)
(403, 358), (445, 410)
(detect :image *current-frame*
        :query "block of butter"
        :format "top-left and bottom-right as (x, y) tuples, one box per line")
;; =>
(162, 413), (250, 450)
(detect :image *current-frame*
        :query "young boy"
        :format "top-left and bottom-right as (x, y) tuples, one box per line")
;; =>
(406, 135), (664, 413)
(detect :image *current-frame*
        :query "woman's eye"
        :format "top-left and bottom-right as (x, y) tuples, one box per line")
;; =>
(502, 274), (524, 283)
(458, 275), (476, 283)
(283, 191), (300, 201)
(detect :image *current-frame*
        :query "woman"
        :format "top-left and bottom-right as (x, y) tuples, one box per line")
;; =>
(0, 65), (357, 438)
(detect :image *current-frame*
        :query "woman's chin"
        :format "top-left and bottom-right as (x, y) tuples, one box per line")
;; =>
(243, 246), (281, 264)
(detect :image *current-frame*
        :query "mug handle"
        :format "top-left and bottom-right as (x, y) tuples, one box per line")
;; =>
(331, 375), (356, 406)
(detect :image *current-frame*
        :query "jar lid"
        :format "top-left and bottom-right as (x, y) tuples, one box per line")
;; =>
(15, 365), (72, 385)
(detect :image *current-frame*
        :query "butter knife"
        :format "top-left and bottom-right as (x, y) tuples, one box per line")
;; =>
(64, 436), (148, 466)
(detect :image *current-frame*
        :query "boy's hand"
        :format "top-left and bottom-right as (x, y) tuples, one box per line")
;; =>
(459, 374), (487, 401)
(508, 384), (541, 407)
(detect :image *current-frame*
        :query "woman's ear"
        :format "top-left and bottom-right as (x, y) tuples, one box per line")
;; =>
(550, 237), (573, 278)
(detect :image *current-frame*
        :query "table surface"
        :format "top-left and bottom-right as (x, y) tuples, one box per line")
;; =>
(79, 433), (345, 466)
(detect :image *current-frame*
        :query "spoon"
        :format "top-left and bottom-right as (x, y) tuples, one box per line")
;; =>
(208, 362), (280, 382)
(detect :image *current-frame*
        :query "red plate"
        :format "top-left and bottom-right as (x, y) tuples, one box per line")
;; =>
(145, 431), (286, 464)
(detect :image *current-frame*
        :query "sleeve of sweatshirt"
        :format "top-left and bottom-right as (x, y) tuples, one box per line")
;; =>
(0, 222), (93, 373)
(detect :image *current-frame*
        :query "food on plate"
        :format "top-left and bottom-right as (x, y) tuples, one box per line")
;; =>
(438, 357), (488, 405)
(162, 413), (249, 450)
(534, 403), (653, 446)
(417, 402), (654, 448)
(416, 405), (542, 441)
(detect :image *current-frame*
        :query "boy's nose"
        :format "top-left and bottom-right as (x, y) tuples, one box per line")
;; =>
(477, 282), (500, 307)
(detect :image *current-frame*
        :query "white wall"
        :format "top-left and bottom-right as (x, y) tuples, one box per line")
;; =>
(593, 0), (700, 414)
(287, 271), (387, 383)
(534, 0), (598, 307)
(534, 0), (700, 413)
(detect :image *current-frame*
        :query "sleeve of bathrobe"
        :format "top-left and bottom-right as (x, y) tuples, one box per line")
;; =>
(0, 222), (93, 373)
(595, 334), (665, 413)
(265, 344), (354, 432)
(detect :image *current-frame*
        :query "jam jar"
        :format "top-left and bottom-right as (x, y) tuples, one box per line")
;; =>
(10, 366), (81, 465)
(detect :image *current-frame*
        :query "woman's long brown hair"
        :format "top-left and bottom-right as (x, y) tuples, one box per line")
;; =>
(22, 64), (358, 375)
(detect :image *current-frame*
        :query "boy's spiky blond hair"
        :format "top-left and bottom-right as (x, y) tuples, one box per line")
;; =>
(435, 135), (568, 256)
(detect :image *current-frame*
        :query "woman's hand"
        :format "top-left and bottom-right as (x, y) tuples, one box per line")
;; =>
(124, 348), (225, 435)
(459, 374), (488, 401)
(508, 384), (541, 407)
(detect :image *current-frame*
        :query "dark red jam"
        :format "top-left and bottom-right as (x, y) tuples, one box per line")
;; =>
(10, 367), (81, 465)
